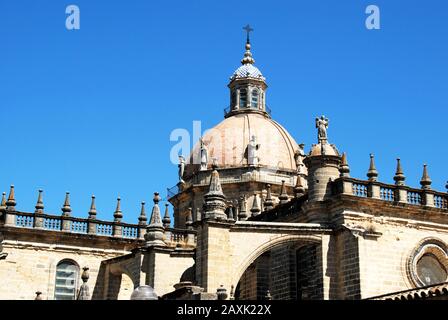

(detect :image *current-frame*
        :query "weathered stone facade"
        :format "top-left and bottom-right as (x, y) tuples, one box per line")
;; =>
(1, 33), (447, 301)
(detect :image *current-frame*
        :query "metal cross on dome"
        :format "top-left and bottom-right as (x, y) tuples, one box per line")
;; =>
(243, 24), (254, 43)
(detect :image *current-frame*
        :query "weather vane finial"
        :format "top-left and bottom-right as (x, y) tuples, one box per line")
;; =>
(243, 24), (254, 44)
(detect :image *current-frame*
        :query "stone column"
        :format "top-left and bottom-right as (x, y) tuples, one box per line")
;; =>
(4, 211), (15, 227)
(367, 182), (380, 199)
(394, 186), (408, 204)
(422, 191), (435, 208)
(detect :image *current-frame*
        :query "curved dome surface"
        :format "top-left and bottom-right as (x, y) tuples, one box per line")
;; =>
(231, 64), (265, 81)
(309, 143), (339, 157)
(186, 113), (299, 176)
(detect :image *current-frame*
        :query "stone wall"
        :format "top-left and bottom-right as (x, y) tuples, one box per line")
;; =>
(270, 245), (296, 300)
(356, 220), (448, 299)
(0, 241), (131, 300)
(151, 250), (195, 296)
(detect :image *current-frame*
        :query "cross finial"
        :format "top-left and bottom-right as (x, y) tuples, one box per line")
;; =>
(243, 24), (254, 44)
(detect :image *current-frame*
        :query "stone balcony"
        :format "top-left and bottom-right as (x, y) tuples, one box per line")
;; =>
(0, 210), (196, 249)
(333, 177), (448, 209)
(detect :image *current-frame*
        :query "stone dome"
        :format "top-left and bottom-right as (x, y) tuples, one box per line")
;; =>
(309, 142), (340, 157)
(185, 113), (300, 176)
(130, 285), (158, 300)
(230, 64), (265, 81)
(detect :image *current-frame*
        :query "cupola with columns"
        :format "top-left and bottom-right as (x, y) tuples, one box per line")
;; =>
(226, 25), (269, 119)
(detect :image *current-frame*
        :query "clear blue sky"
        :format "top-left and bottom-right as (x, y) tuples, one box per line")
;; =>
(1, 0), (447, 223)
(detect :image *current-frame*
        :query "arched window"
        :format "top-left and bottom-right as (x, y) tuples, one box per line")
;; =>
(239, 89), (247, 108)
(231, 90), (237, 109)
(251, 89), (259, 108)
(54, 260), (79, 300)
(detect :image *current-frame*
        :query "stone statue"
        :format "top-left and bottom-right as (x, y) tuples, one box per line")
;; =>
(178, 155), (185, 183)
(315, 116), (329, 142)
(200, 138), (208, 171)
(247, 135), (260, 166)
(294, 143), (305, 174)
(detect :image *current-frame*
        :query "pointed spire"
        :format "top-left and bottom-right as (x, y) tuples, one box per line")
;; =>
(34, 189), (44, 214)
(61, 192), (72, 216)
(0, 192), (7, 212)
(263, 184), (274, 211)
(88, 195), (97, 219)
(420, 164), (432, 190)
(393, 158), (406, 186)
(339, 152), (350, 178)
(113, 197), (123, 222)
(238, 194), (248, 221)
(149, 193), (163, 227)
(138, 201), (147, 226)
(186, 207), (193, 229)
(145, 192), (165, 247)
(250, 194), (261, 217)
(6, 185), (16, 211)
(203, 165), (227, 220)
(294, 176), (306, 198)
(279, 180), (289, 204)
(206, 164), (225, 197)
(162, 204), (171, 228)
(241, 24), (255, 65)
(367, 153), (378, 182)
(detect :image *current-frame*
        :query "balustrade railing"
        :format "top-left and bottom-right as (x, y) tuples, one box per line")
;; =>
(168, 168), (295, 199)
(96, 223), (113, 236)
(122, 225), (139, 238)
(407, 191), (422, 205)
(2, 210), (147, 240)
(336, 177), (448, 210)
(352, 183), (368, 197)
(16, 214), (34, 228)
(380, 187), (395, 202)
(3, 209), (198, 247)
(165, 228), (197, 247)
(71, 220), (88, 233)
(44, 216), (62, 230)
(434, 195), (448, 209)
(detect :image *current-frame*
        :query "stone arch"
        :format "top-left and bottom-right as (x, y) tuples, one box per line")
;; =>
(117, 273), (134, 300)
(109, 263), (139, 289)
(104, 259), (141, 300)
(232, 234), (323, 290)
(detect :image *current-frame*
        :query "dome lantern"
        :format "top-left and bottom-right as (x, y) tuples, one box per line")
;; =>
(226, 25), (269, 119)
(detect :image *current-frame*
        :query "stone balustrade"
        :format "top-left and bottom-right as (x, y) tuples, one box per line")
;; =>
(164, 227), (197, 248)
(0, 210), (197, 247)
(168, 166), (296, 199)
(1, 210), (145, 240)
(334, 177), (448, 209)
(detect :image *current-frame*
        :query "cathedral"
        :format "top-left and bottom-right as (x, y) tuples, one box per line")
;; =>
(1, 31), (448, 301)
